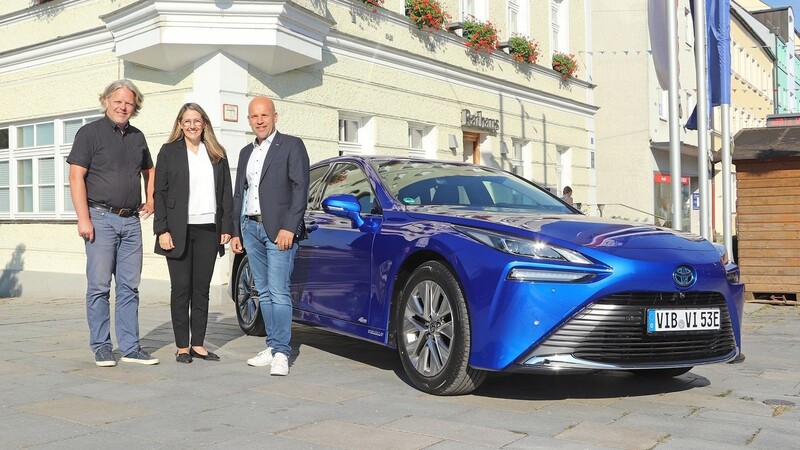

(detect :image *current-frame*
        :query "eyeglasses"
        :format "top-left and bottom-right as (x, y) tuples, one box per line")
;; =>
(181, 119), (204, 127)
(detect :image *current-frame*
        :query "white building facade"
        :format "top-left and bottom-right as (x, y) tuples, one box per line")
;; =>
(590, 0), (701, 232)
(0, 0), (597, 300)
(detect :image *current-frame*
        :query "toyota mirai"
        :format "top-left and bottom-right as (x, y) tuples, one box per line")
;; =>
(231, 156), (744, 395)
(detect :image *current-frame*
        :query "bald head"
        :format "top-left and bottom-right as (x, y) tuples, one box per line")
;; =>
(248, 96), (278, 143)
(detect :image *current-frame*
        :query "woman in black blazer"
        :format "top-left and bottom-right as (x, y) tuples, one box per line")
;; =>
(153, 103), (233, 363)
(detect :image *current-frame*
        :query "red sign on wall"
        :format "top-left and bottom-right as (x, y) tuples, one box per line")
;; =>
(654, 173), (690, 185)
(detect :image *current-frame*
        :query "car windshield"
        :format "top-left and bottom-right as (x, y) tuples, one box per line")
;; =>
(372, 160), (574, 213)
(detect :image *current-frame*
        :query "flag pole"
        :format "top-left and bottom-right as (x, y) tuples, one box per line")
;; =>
(721, 105), (733, 261)
(693, 0), (711, 240)
(667, 0), (683, 231)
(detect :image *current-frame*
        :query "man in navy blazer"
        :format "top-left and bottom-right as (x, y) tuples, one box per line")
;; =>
(231, 96), (309, 376)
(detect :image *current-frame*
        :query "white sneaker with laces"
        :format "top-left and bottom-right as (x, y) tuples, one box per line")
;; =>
(270, 352), (289, 376)
(247, 347), (273, 367)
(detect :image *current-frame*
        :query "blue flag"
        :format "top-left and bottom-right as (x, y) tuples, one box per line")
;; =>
(686, 0), (731, 130)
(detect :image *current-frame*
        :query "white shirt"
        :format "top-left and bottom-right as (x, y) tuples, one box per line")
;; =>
(187, 142), (216, 224)
(245, 131), (276, 215)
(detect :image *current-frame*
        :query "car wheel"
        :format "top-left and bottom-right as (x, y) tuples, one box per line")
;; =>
(234, 255), (266, 337)
(396, 261), (486, 395)
(631, 367), (693, 378)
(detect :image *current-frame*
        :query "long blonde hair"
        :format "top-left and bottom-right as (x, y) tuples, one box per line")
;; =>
(166, 103), (227, 163)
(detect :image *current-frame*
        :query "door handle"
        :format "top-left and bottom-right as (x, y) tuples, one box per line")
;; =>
(305, 220), (318, 233)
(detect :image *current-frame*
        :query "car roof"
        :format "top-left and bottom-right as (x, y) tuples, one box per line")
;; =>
(312, 155), (496, 171)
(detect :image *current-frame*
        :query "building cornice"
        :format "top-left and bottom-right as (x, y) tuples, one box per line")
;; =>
(0, 26), (113, 75)
(100, 0), (334, 74)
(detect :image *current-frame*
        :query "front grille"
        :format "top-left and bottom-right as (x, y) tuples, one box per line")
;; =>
(530, 292), (736, 364)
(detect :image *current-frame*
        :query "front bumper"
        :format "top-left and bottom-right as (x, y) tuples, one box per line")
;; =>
(513, 291), (739, 372)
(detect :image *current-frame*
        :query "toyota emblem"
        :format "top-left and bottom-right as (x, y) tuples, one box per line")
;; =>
(673, 265), (696, 288)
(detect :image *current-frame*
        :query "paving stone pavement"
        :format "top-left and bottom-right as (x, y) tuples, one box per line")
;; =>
(1, 297), (798, 449)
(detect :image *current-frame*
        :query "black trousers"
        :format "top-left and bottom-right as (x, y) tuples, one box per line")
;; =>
(166, 223), (218, 348)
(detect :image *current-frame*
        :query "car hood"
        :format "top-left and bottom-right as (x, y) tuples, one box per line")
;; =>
(405, 207), (713, 251)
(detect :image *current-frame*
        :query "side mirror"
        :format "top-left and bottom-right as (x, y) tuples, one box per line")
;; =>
(322, 194), (365, 229)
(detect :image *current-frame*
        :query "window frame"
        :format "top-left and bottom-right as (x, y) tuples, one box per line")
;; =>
(16, 121), (55, 149)
(0, 160), (9, 213)
(0, 114), (100, 220)
(0, 127), (9, 150)
(549, 0), (568, 55)
(407, 122), (435, 159)
(338, 114), (362, 156)
(338, 113), (376, 157)
(506, 0), (529, 39)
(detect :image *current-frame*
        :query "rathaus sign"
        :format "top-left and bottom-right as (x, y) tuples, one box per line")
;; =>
(461, 109), (500, 132)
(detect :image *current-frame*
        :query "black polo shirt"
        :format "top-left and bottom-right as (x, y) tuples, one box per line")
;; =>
(67, 115), (153, 210)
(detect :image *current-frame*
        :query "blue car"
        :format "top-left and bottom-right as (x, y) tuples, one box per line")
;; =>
(231, 156), (744, 395)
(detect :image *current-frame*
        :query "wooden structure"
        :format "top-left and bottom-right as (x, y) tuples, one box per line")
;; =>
(731, 126), (800, 304)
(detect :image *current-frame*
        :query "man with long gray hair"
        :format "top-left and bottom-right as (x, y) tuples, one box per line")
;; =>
(68, 79), (159, 367)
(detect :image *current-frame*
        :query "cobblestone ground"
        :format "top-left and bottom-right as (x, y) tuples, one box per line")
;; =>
(0, 297), (798, 449)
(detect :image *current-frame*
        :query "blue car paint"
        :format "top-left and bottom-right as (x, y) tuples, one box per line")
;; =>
(276, 156), (744, 374)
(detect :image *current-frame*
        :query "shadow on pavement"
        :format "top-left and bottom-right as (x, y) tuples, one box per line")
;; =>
(290, 323), (413, 384)
(474, 370), (709, 400)
(286, 323), (709, 400)
(139, 311), (248, 354)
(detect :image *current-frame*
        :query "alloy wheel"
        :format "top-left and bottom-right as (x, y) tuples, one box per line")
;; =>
(401, 280), (454, 377)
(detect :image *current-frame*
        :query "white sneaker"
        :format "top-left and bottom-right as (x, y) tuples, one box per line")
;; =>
(270, 353), (289, 376)
(247, 347), (273, 367)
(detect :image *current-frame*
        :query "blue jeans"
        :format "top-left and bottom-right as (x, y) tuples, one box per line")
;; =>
(85, 208), (143, 355)
(242, 217), (297, 356)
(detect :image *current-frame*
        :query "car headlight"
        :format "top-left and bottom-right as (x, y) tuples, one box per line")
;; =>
(454, 225), (592, 265)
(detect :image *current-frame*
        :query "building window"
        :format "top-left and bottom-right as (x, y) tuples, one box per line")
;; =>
(63, 156), (72, 212)
(339, 118), (359, 144)
(16, 122), (54, 148)
(339, 114), (375, 156)
(39, 157), (55, 212)
(550, 0), (568, 54)
(0, 114), (98, 219)
(409, 127), (424, 150)
(338, 115), (361, 156)
(462, 0), (488, 21)
(0, 128), (8, 150)
(408, 123), (434, 158)
(511, 140), (524, 175)
(17, 159), (33, 212)
(506, 0), (530, 38)
(63, 119), (83, 144)
(654, 173), (690, 229)
(590, 150), (595, 169)
(508, 1), (519, 35)
(510, 140), (531, 178)
(0, 161), (9, 212)
(16, 157), (55, 213)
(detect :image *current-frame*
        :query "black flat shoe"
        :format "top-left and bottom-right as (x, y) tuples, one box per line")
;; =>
(175, 351), (192, 364)
(190, 348), (220, 361)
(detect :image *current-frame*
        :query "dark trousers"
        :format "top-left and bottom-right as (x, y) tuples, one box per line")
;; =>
(166, 223), (218, 348)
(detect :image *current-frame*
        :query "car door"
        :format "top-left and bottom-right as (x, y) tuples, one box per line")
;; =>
(292, 162), (378, 325)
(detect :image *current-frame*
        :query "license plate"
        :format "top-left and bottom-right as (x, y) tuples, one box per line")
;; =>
(646, 308), (720, 332)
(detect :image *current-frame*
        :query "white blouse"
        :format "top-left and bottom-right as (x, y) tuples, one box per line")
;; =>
(187, 142), (216, 225)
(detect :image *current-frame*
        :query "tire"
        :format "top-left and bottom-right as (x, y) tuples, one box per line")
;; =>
(631, 367), (693, 378)
(234, 255), (266, 336)
(396, 261), (486, 395)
